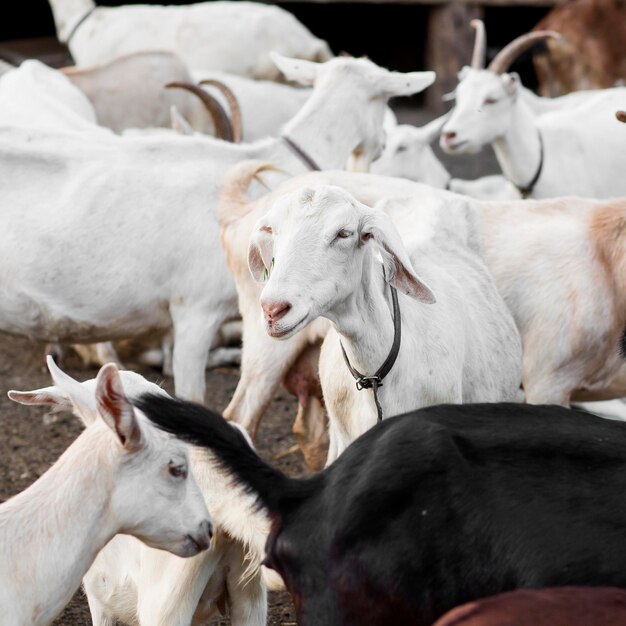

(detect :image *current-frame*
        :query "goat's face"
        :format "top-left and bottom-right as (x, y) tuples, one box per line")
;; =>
(272, 53), (436, 171)
(372, 123), (450, 187)
(249, 185), (435, 339)
(9, 358), (213, 559)
(441, 67), (519, 154)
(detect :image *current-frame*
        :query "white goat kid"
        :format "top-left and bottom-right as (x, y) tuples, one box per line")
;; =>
(249, 184), (523, 463)
(49, 0), (332, 81)
(440, 20), (626, 198)
(0, 55), (434, 403)
(2, 357), (212, 626)
(11, 361), (272, 626)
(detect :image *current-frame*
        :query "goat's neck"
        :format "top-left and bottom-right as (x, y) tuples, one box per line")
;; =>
(492, 100), (542, 191)
(328, 255), (397, 376)
(282, 98), (363, 171)
(0, 427), (117, 624)
(48, 0), (96, 42)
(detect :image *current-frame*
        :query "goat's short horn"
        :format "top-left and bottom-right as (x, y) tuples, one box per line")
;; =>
(488, 30), (562, 75)
(165, 82), (234, 142)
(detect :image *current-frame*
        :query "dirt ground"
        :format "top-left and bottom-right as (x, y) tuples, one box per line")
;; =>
(0, 331), (304, 625)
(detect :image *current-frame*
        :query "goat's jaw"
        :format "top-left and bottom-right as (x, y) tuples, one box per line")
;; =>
(266, 314), (309, 340)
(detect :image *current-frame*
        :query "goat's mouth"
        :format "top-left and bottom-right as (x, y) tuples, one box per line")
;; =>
(441, 138), (468, 153)
(267, 314), (308, 339)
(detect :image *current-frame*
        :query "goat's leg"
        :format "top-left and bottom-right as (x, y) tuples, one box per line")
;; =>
(221, 541), (267, 626)
(171, 308), (223, 403)
(136, 550), (213, 626)
(223, 327), (308, 437)
(85, 593), (115, 626)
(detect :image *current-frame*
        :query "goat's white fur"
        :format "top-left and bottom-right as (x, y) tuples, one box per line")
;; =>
(0, 55), (434, 402)
(11, 363), (273, 626)
(48, 0), (332, 81)
(249, 181), (523, 462)
(2, 358), (211, 626)
(219, 165), (626, 443)
(441, 67), (626, 198)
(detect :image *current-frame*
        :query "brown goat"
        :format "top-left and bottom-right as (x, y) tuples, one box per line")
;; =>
(533, 0), (626, 96)
(434, 587), (626, 626)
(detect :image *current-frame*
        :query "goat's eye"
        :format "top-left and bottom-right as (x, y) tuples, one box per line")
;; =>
(335, 229), (353, 240)
(168, 462), (187, 479)
(483, 97), (498, 105)
(361, 232), (373, 243)
(396, 144), (408, 153)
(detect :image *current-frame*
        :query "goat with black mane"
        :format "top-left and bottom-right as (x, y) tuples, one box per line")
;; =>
(136, 396), (626, 626)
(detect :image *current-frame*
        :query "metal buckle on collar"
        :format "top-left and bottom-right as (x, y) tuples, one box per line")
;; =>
(355, 376), (382, 391)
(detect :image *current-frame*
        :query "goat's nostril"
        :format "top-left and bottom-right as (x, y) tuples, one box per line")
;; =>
(443, 131), (457, 141)
(261, 301), (292, 324)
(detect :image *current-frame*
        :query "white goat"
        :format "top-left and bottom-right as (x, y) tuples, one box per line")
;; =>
(440, 20), (626, 198)
(220, 165), (626, 446)
(62, 51), (232, 136)
(2, 357), (212, 626)
(12, 362), (274, 626)
(49, 0), (332, 81)
(247, 181), (523, 462)
(0, 54), (434, 403)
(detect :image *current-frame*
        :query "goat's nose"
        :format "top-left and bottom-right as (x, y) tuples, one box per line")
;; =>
(194, 519), (213, 551)
(261, 300), (292, 324)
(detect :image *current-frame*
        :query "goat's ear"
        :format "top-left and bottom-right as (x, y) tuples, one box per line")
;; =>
(270, 52), (319, 86)
(360, 210), (436, 303)
(248, 226), (274, 283)
(170, 105), (194, 135)
(502, 72), (521, 97)
(418, 113), (449, 143)
(378, 70), (436, 98)
(95, 363), (142, 452)
(45, 355), (99, 425)
(8, 386), (72, 410)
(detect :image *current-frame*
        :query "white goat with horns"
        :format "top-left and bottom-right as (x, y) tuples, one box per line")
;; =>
(48, 0), (332, 81)
(2, 357), (212, 626)
(441, 20), (626, 198)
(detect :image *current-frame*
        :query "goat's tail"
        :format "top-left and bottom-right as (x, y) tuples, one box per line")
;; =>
(134, 393), (316, 514)
(218, 160), (281, 228)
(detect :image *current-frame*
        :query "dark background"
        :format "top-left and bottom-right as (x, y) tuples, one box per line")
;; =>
(1, 0), (551, 87)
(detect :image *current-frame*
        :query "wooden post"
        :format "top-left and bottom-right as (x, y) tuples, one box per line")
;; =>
(424, 3), (484, 112)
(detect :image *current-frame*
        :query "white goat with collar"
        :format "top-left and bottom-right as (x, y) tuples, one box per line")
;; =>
(440, 21), (626, 198)
(2, 357), (212, 626)
(249, 184), (523, 463)
(0, 54), (433, 403)
(48, 0), (332, 81)
(12, 362), (273, 626)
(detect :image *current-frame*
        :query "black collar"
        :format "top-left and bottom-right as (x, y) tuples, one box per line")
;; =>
(281, 135), (321, 172)
(514, 131), (544, 199)
(66, 6), (97, 44)
(340, 281), (402, 422)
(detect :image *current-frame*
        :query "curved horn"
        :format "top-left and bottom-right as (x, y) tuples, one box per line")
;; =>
(470, 19), (487, 69)
(165, 82), (234, 142)
(617, 111), (626, 124)
(199, 79), (242, 143)
(488, 30), (562, 75)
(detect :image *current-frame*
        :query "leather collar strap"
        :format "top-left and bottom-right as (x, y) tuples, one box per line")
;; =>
(66, 6), (96, 44)
(281, 135), (321, 172)
(515, 131), (544, 199)
(340, 281), (402, 422)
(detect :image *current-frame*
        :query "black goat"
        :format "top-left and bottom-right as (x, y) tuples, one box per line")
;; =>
(135, 396), (626, 626)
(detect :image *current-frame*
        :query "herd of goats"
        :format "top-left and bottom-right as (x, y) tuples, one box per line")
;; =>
(1, 0), (626, 625)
